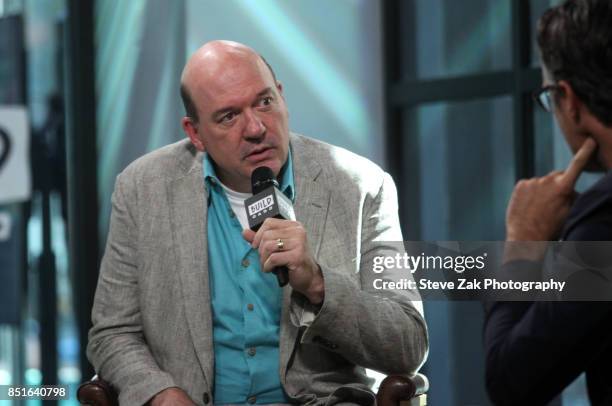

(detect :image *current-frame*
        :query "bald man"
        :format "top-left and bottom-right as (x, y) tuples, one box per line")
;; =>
(87, 41), (428, 406)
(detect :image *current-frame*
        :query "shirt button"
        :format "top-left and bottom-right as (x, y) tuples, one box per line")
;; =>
(247, 347), (256, 356)
(241, 259), (250, 268)
(202, 392), (210, 404)
(247, 303), (254, 311)
(247, 396), (257, 404)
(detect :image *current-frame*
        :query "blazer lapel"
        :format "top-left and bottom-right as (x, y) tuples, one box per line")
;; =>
(279, 135), (331, 379)
(167, 165), (215, 389)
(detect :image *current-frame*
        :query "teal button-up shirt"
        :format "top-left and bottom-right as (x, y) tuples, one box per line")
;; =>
(204, 152), (295, 404)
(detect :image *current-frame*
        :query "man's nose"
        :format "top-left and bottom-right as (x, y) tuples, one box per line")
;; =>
(243, 109), (265, 139)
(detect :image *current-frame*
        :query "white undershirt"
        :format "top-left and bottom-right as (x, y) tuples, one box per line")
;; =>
(218, 181), (252, 230)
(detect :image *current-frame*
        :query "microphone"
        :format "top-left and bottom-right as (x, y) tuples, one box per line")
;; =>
(244, 166), (295, 287)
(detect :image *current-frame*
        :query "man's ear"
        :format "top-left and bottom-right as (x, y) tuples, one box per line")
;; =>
(557, 80), (582, 123)
(276, 81), (284, 98)
(182, 117), (206, 151)
(275, 81), (288, 116)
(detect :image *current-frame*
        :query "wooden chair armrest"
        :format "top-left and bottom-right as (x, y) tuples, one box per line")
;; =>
(77, 375), (118, 406)
(376, 373), (429, 406)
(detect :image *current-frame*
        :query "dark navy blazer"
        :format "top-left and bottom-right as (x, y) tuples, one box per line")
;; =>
(484, 171), (612, 406)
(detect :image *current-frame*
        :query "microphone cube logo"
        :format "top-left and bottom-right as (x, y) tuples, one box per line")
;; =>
(248, 195), (275, 218)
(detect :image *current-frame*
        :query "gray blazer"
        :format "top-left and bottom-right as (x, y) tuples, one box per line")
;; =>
(87, 133), (428, 406)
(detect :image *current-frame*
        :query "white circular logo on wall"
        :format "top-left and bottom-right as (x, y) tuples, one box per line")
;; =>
(0, 106), (30, 204)
(0, 127), (12, 172)
(0, 212), (11, 241)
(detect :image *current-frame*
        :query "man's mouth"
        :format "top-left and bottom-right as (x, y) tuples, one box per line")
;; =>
(245, 147), (274, 162)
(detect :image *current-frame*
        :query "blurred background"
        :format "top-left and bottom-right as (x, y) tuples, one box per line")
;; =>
(0, 0), (600, 404)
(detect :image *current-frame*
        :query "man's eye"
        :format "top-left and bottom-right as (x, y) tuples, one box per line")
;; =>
(260, 96), (273, 106)
(221, 112), (236, 122)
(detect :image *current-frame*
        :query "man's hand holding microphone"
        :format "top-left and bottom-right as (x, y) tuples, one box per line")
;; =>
(241, 166), (324, 305)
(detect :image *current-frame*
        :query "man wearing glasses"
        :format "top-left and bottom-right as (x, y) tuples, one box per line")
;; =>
(484, 0), (612, 405)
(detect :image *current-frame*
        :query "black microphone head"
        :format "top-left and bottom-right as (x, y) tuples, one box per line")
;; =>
(251, 166), (279, 194)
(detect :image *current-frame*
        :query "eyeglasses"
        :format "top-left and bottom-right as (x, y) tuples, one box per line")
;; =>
(533, 85), (560, 113)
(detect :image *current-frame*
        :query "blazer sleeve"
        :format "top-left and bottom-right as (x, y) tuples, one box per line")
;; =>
(297, 172), (429, 375)
(87, 173), (177, 406)
(484, 209), (612, 405)
(484, 300), (612, 405)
